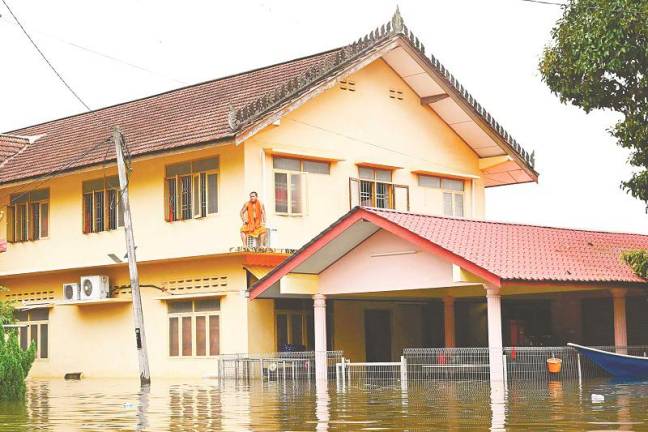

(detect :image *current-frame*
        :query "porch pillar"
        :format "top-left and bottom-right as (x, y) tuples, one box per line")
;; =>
(443, 296), (456, 348)
(485, 285), (504, 384)
(313, 294), (328, 382)
(611, 288), (628, 354)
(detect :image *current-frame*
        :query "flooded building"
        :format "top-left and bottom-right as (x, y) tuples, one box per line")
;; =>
(0, 9), (644, 381)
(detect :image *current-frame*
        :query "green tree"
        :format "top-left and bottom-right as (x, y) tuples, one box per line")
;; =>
(539, 0), (648, 204)
(0, 288), (36, 401)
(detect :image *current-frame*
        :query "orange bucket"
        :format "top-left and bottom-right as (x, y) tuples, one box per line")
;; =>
(546, 357), (562, 373)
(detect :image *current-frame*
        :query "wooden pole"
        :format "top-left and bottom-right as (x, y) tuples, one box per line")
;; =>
(114, 127), (151, 385)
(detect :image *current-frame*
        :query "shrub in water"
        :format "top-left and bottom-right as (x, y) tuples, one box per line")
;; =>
(0, 299), (36, 401)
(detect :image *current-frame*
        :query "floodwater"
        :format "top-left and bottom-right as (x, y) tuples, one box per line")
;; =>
(1, 378), (648, 431)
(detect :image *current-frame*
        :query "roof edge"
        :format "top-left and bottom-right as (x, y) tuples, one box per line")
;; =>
(227, 7), (537, 175)
(249, 207), (503, 299)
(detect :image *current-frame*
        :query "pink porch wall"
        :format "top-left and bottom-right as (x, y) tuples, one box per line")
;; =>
(319, 229), (457, 295)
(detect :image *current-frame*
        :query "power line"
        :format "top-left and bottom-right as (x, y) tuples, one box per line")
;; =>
(0, 15), (188, 85)
(518, 0), (566, 5)
(0, 0), (93, 112)
(288, 118), (484, 175)
(0, 0), (116, 204)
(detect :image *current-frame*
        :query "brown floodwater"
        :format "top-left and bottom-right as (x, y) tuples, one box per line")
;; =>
(0, 378), (647, 431)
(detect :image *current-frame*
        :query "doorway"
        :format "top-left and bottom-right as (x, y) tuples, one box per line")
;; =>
(365, 309), (392, 362)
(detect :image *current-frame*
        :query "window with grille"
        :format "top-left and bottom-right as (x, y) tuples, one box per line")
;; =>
(418, 174), (465, 217)
(165, 157), (219, 221)
(82, 176), (123, 233)
(14, 308), (49, 359)
(7, 189), (49, 242)
(168, 299), (220, 357)
(349, 167), (409, 210)
(272, 157), (329, 215)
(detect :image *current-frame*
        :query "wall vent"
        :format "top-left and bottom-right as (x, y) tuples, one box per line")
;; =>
(339, 79), (356, 91)
(163, 276), (229, 293)
(389, 89), (404, 100)
(2, 290), (55, 304)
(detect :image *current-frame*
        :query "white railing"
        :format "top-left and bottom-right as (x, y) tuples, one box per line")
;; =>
(216, 351), (343, 381)
(336, 356), (408, 390)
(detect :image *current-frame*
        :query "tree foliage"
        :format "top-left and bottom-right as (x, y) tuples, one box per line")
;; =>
(0, 288), (36, 401)
(539, 0), (648, 204)
(622, 249), (648, 279)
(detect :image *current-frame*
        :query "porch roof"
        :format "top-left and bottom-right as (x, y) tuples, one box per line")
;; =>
(250, 207), (648, 299)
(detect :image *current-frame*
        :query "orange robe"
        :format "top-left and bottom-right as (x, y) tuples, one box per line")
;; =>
(240, 201), (266, 238)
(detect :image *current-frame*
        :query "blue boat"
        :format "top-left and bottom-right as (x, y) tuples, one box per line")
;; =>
(568, 343), (648, 379)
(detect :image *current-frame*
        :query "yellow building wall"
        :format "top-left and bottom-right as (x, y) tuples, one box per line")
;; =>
(0, 255), (251, 378)
(0, 55), (495, 378)
(245, 58), (485, 249)
(0, 144), (244, 277)
(332, 300), (424, 362)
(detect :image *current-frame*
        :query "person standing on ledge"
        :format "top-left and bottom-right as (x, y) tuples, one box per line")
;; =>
(240, 191), (267, 248)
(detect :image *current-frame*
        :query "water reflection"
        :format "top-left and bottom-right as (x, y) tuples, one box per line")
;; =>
(0, 378), (647, 430)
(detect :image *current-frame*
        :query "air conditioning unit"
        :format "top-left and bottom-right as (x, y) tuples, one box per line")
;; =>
(63, 283), (80, 301)
(247, 227), (278, 249)
(79, 275), (110, 301)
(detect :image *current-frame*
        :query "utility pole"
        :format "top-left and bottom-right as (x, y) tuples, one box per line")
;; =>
(114, 127), (151, 385)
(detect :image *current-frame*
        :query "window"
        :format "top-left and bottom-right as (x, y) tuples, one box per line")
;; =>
(349, 167), (408, 211)
(418, 174), (465, 217)
(15, 308), (49, 359)
(165, 157), (219, 221)
(275, 301), (314, 351)
(82, 176), (123, 233)
(272, 157), (329, 215)
(168, 299), (220, 357)
(7, 189), (49, 242)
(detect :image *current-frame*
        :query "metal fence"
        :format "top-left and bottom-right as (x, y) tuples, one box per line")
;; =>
(216, 346), (648, 384)
(216, 351), (343, 381)
(403, 347), (491, 381)
(335, 356), (408, 389)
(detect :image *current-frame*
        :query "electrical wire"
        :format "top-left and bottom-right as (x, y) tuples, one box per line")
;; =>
(0, 0), (93, 112)
(0, 15), (188, 85)
(0, 0), (119, 204)
(518, 0), (566, 6)
(287, 118), (489, 174)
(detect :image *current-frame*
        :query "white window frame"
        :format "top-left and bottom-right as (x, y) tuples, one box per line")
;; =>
(418, 174), (465, 217)
(273, 170), (306, 216)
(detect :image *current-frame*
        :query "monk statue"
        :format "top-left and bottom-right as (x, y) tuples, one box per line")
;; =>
(240, 191), (267, 248)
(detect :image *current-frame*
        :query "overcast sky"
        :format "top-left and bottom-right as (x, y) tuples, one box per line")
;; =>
(1, 0), (646, 234)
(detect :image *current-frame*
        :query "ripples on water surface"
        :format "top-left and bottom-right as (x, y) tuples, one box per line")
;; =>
(0, 378), (647, 430)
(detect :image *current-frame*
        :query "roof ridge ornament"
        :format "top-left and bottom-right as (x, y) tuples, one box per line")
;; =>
(391, 6), (405, 34)
(226, 6), (536, 171)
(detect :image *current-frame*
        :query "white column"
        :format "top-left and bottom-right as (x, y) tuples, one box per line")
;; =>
(313, 294), (328, 382)
(611, 288), (628, 354)
(486, 285), (504, 384)
(443, 296), (456, 348)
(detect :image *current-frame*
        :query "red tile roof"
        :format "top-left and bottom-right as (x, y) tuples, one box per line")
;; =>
(250, 207), (648, 298)
(0, 134), (29, 164)
(367, 208), (648, 284)
(0, 49), (341, 185)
